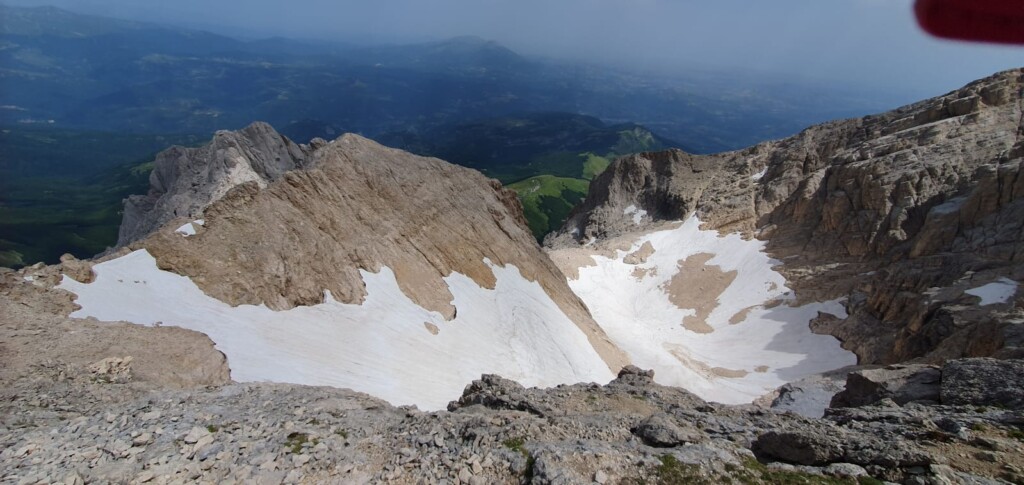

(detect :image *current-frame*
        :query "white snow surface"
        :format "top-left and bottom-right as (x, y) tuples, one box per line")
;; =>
(751, 168), (768, 181)
(174, 220), (204, 236)
(567, 217), (857, 404)
(59, 250), (614, 410)
(965, 278), (1019, 306)
(623, 205), (648, 225)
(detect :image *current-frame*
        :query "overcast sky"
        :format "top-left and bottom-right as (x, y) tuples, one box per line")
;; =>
(5, 0), (1023, 97)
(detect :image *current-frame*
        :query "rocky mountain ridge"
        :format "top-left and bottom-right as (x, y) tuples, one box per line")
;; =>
(118, 122), (314, 246)
(115, 124), (626, 368)
(2, 69), (1024, 484)
(548, 68), (1024, 366)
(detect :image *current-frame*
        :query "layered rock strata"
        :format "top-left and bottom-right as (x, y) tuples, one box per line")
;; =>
(548, 68), (1024, 365)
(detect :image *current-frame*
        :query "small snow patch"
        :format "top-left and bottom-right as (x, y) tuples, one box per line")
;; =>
(174, 220), (205, 237)
(751, 167), (768, 181)
(929, 197), (966, 216)
(623, 205), (647, 225)
(965, 278), (1018, 306)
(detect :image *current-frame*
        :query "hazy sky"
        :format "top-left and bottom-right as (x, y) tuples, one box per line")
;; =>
(6, 0), (1023, 97)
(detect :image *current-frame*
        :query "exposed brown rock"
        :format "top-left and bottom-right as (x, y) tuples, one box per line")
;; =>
(0, 273), (230, 390)
(127, 130), (629, 373)
(663, 252), (737, 334)
(623, 241), (655, 265)
(549, 68), (1024, 365)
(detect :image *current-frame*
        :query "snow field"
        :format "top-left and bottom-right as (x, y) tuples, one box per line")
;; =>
(567, 217), (857, 404)
(59, 250), (614, 410)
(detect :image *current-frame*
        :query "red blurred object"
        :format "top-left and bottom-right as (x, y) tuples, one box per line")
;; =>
(915, 0), (1024, 44)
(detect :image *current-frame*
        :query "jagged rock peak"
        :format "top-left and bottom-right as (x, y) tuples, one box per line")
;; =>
(548, 67), (1024, 247)
(118, 122), (313, 246)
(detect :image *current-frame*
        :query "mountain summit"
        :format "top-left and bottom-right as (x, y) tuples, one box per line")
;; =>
(64, 124), (628, 409)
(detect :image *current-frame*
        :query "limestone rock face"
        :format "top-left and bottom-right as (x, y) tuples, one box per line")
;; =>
(548, 68), (1024, 365)
(118, 122), (314, 246)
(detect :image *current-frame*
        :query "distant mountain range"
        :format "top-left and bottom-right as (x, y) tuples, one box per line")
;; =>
(0, 4), (911, 266)
(0, 4), (898, 153)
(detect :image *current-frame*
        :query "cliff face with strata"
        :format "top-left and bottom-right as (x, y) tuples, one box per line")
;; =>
(549, 68), (1024, 365)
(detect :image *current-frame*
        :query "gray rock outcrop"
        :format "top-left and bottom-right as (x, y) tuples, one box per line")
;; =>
(118, 122), (314, 246)
(941, 358), (1024, 409)
(830, 365), (942, 408)
(548, 68), (1024, 365)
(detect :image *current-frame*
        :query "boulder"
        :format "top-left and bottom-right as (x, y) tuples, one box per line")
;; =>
(830, 365), (940, 408)
(631, 414), (704, 447)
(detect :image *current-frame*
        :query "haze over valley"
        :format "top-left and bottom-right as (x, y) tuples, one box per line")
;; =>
(3, 2), (1020, 265)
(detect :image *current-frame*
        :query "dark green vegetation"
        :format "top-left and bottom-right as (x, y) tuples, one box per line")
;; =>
(383, 113), (671, 240)
(508, 176), (589, 240)
(501, 437), (527, 455)
(0, 126), (202, 179)
(380, 113), (674, 182)
(0, 126), (202, 267)
(501, 438), (535, 479)
(0, 5), (896, 154)
(0, 5), (900, 266)
(284, 432), (318, 454)
(1009, 428), (1024, 442)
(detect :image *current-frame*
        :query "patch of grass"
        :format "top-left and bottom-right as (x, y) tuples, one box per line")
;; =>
(502, 437), (534, 479)
(0, 249), (24, 267)
(856, 478), (886, 485)
(129, 161), (154, 176)
(1008, 428), (1024, 442)
(284, 432), (319, 454)
(507, 175), (589, 240)
(334, 428), (348, 439)
(206, 424), (219, 433)
(502, 437), (526, 454)
(581, 152), (611, 180)
(655, 455), (714, 484)
(736, 458), (873, 485)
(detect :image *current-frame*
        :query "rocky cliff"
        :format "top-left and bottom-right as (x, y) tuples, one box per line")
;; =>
(548, 68), (1024, 366)
(67, 125), (630, 409)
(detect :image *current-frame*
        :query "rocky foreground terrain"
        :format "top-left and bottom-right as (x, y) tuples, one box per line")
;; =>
(2, 271), (1023, 485)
